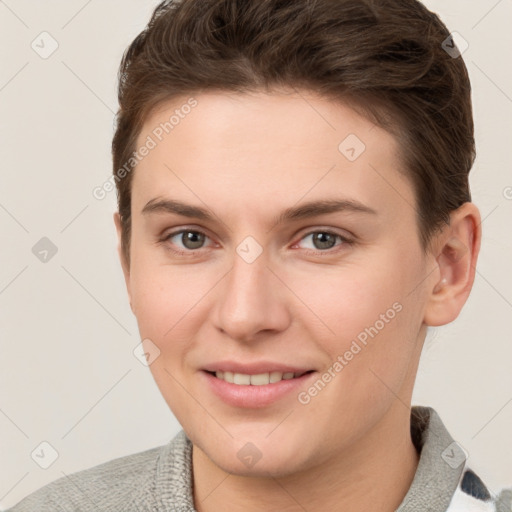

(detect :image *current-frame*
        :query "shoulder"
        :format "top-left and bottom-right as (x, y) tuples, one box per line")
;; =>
(404, 406), (512, 512)
(496, 488), (512, 511)
(447, 467), (512, 511)
(6, 444), (163, 512)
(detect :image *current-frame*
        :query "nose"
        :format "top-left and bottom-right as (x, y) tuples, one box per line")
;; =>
(212, 247), (291, 343)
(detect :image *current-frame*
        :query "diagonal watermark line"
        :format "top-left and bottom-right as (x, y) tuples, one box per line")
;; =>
(164, 267), (233, 337)
(0, 202), (29, 233)
(479, 204), (499, 225)
(61, 61), (115, 114)
(367, 379), (449, 462)
(450, 202), (508, 312)
(368, 367), (410, 411)
(0, 265), (28, 295)
(292, 86), (336, 131)
(264, 265), (336, 335)
(368, 163), (424, 220)
(400, 189), (500, 302)
(61, 0), (94, 29)
(266, 408), (295, 438)
(60, 470), (102, 510)
(405, 265), (437, 299)
(164, 163), (232, 233)
(60, 204), (89, 233)
(472, 61), (512, 105)
(0, 62), (29, 92)
(61, 369), (131, 439)
(163, 367), (234, 438)
(471, 396), (512, 440)
(0, 0), (29, 28)
(471, 0), (505, 30)
(269, 476), (310, 512)
(0, 408), (29, 438)
(266, 164), (337, 234)
(46, 496), (71, 512)
(198, 472), (232, 504)
(61, 265), (131, 334)
(475, 269), (512, 310)
(0, 472), (29, 502)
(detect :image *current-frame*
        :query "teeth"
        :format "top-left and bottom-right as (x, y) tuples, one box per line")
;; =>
(214, 370), (303, 385)
(250, 373), (270, 385)
(233, 373), (251, 385)
(269, 371), (283, 383)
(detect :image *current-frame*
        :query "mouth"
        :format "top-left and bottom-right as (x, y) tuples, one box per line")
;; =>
(201, 368), (317, 408)
(205, 369), (315, 385)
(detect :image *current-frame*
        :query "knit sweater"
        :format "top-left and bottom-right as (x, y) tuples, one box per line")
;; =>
(5, 406), (511, 511)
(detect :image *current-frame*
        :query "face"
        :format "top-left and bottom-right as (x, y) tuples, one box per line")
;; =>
(117, 89), (434, 477)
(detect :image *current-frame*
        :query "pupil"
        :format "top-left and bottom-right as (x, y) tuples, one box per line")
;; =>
(183, 231), (204, 249)
(314, 232), (335, 250)
(180, 232), (336, 251)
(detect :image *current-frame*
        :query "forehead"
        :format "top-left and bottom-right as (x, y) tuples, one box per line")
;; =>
(131, 90), (415, 226)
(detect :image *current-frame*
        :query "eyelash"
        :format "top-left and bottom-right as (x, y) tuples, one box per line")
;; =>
(158, 227), (354, 257)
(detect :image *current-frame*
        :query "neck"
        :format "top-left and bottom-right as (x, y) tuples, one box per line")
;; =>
(192, 401), (420, 512)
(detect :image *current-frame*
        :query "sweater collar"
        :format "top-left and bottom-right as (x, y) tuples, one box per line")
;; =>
(151, 405), (465, 512)
(397, 405), (466, 511)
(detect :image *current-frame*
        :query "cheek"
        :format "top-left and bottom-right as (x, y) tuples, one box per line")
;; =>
(292, 251), (421, 380)
(293, 258), (406, 335)
(130, 265), (204, 340)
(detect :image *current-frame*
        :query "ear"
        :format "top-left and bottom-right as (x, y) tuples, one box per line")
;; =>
(113, 212), (135, 315)
(423, 202), (482, 326)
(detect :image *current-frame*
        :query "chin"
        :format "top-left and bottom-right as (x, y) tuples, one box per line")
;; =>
(200, 432), (313, 477)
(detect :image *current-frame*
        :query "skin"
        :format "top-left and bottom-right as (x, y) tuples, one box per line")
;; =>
(114, 89), (481, 512)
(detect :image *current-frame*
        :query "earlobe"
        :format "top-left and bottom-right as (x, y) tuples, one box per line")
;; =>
(423, 203), (481, 327)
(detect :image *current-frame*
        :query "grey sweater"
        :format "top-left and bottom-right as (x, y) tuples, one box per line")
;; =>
(6, 406), (511, 511)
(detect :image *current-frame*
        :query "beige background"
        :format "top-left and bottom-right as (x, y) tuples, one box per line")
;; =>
(0, 0), (511, 509)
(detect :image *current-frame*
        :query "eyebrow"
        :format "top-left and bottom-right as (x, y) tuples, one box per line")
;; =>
(141, 197), (377, 225)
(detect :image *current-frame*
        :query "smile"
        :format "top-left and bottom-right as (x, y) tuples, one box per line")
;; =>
(202, 369), (317, 408)
(210, 370), (312, 385)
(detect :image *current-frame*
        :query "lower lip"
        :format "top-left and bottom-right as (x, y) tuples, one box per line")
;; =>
(201, 370), (316, 408)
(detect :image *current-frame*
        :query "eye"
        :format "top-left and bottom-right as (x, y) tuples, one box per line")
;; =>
(161, 229), (213, 254)
(159, 227), (353, 257)
(294, 230), (352, 253)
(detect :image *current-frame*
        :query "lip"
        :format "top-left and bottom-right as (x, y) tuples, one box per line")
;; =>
(202, 360), (315, 375)
(201, 369), (317, 408)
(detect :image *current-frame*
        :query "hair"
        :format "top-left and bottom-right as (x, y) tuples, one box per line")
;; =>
(112, 0), (474, 266)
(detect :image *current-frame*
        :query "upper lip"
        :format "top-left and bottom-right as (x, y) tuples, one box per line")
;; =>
(202, 361), (315, 376)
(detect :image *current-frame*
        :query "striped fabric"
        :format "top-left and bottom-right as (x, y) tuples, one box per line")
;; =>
(445, 468), (511, 512)
(5, 406), (511, 511)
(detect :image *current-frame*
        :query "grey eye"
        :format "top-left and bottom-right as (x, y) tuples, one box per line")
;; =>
(301, 232), (340, 250)
(172, 230), (207, 250)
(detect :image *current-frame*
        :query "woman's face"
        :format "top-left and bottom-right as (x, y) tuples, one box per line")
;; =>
(116, 90), (434, 476)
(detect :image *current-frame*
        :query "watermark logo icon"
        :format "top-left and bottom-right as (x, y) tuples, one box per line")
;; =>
(133, 338), (161, 366)
(441, 32), (469, 58)
(441, 441), (468, 469)
(237, 442), (262, 468)
(338, 134), (366, 162)
(31, 441), (59, 469)
(31, 32), (59, 59)
(236, 236), (263, 264)
(32, 237), (58, 263)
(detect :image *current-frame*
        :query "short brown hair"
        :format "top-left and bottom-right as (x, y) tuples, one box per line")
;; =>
(112, 0), (474, 265)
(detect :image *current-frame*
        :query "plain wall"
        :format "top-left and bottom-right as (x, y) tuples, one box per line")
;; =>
(1, 0), (511, 509)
